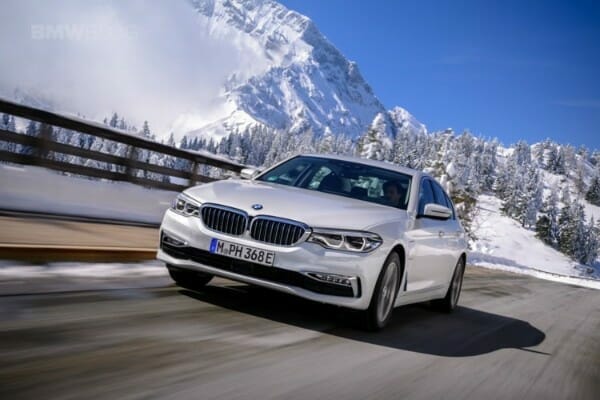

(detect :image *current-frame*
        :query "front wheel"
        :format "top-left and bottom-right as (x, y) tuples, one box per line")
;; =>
(432, 257), (465, 313)
(362, 252), (401, 331)
(167, 265), (213, 291)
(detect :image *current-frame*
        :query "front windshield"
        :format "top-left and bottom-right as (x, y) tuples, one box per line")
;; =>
(256, 156), (412, 210)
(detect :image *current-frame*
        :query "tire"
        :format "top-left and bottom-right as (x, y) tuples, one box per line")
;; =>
(167, 265), (213, 291)
(362, 252), (401, 331)
(432, 257), (465, 313)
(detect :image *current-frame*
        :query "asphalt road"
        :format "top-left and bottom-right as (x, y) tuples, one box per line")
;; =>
(0, 266), (598, 400)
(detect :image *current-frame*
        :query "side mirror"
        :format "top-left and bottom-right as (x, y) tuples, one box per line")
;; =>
(421, 203), (452, 220)
(240, 167), (260, 180)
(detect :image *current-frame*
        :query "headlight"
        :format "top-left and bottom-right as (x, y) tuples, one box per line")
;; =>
(307, 228), (382, 253)
(171, 193), (201, 217)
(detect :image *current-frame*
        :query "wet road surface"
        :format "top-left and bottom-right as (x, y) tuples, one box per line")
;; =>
(0, 266), (598, 399)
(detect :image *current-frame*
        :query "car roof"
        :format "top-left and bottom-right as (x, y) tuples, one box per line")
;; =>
(299, 153), (426, 180)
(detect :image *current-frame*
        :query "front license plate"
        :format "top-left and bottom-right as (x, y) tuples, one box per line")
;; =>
(209, 238), (275, 266)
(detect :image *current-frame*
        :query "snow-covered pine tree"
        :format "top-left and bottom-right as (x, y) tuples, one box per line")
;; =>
(109, 112), (119, 128)
(522, 165), (542, 228)
(293, 128), (316, 155)
(585, 174), (600, 206)
(558, 202), (587, 259)
(582, 217), (600, 265)
(318, 127), (334, 154)
(535, 215), (552, 244)
(19, 120), (39, 155)
(547, 189), (561, 246)
(136, 121), (158, 180)
(500, 163), (526, 221)
(536, 188), (560, 246)
(7, 115), (15, 132)
(0, 114), (10, 152)
(356, 113), (388, 161)
(408, 133), (430, 170)
(574, 159), (586, 193)
(553, 146), (567, 175)
(591, 150), (600, 167)
(513, 140), (531, 166)
(571, 204), (589, 263)
(558, 203), (576, 256)
(480, 139), (498, 191)
(542, 140), (557, 171)
(2, 116), (18, 153)
(560, 186), (572, 205)
(492, 164), (510, 198)
(228, 133), (244, 163)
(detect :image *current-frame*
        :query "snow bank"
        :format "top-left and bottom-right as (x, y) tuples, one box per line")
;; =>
(0, 260), (169, 295)
(0, 260), (167, 279)
(0, 164), (177, 224)
(470, 194), (599, 288)
(470, 263), (600, 290)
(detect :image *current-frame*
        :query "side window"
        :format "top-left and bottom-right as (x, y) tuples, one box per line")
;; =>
(432, 181), (456, 220)
(444, 192), (456, 220)
(431, 182), (448, 207)
(418, 179), (435, 215)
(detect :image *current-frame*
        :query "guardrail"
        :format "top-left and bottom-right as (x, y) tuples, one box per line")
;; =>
(0, 97), (245, 191)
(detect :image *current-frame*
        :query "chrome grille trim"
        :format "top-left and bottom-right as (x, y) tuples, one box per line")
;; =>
(250, 216), (311, 246)
(200, 203), (248, 236)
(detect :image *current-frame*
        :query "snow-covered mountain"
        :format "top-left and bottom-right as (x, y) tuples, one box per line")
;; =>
(186, 0), (424, 139)
(2, 0), (425, 141)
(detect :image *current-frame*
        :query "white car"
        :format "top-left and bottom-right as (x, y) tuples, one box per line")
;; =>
(157, 154), (467, 330)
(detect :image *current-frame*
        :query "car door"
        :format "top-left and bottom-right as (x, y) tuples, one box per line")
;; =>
(430, 181), (460, 284)
(406, 178), (450, 292)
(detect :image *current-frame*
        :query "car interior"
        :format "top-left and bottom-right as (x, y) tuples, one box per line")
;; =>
(259, 156), (412, 209)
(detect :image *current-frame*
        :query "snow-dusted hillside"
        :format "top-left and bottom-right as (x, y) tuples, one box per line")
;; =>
(470, 195), (599, 288)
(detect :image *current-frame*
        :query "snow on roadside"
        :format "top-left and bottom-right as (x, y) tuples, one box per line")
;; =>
(0, 164), (176, 224)
(471, 263), (600, 290)
(469, 194), (599, 289)
(0, 260), (167, 279)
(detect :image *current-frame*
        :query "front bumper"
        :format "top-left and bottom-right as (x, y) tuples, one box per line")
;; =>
(160, 238), (359, 297)
(157, 209), (388, 310)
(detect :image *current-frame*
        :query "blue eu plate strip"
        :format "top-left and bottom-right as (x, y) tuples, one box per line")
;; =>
(209, 238), (218, 253)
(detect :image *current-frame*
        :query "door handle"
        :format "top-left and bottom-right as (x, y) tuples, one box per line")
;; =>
(438, 231), (445, 238)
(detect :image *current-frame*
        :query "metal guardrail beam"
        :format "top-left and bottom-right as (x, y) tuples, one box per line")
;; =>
(0, 97), (244, 170)
(0, 97), (246, 190)
(0, 129), (215, 188)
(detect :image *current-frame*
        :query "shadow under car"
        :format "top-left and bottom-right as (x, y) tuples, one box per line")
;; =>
(180, 282), (546, 357)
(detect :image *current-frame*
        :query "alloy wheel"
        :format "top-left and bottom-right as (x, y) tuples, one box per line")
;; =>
(376, 261), (398, 323)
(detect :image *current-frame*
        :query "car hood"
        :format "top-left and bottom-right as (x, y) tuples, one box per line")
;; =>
(184, 179), (406, 230)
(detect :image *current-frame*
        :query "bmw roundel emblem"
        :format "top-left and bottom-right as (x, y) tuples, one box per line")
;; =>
(252, 204), (263, 210)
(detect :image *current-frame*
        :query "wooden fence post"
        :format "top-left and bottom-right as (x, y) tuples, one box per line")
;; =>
(36, 123), (53, 162)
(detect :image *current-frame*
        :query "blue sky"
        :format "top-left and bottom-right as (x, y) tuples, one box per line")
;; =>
(280, 0), (600, 150)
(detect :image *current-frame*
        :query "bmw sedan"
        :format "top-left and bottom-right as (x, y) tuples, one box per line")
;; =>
(157, 154), (467, 330)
